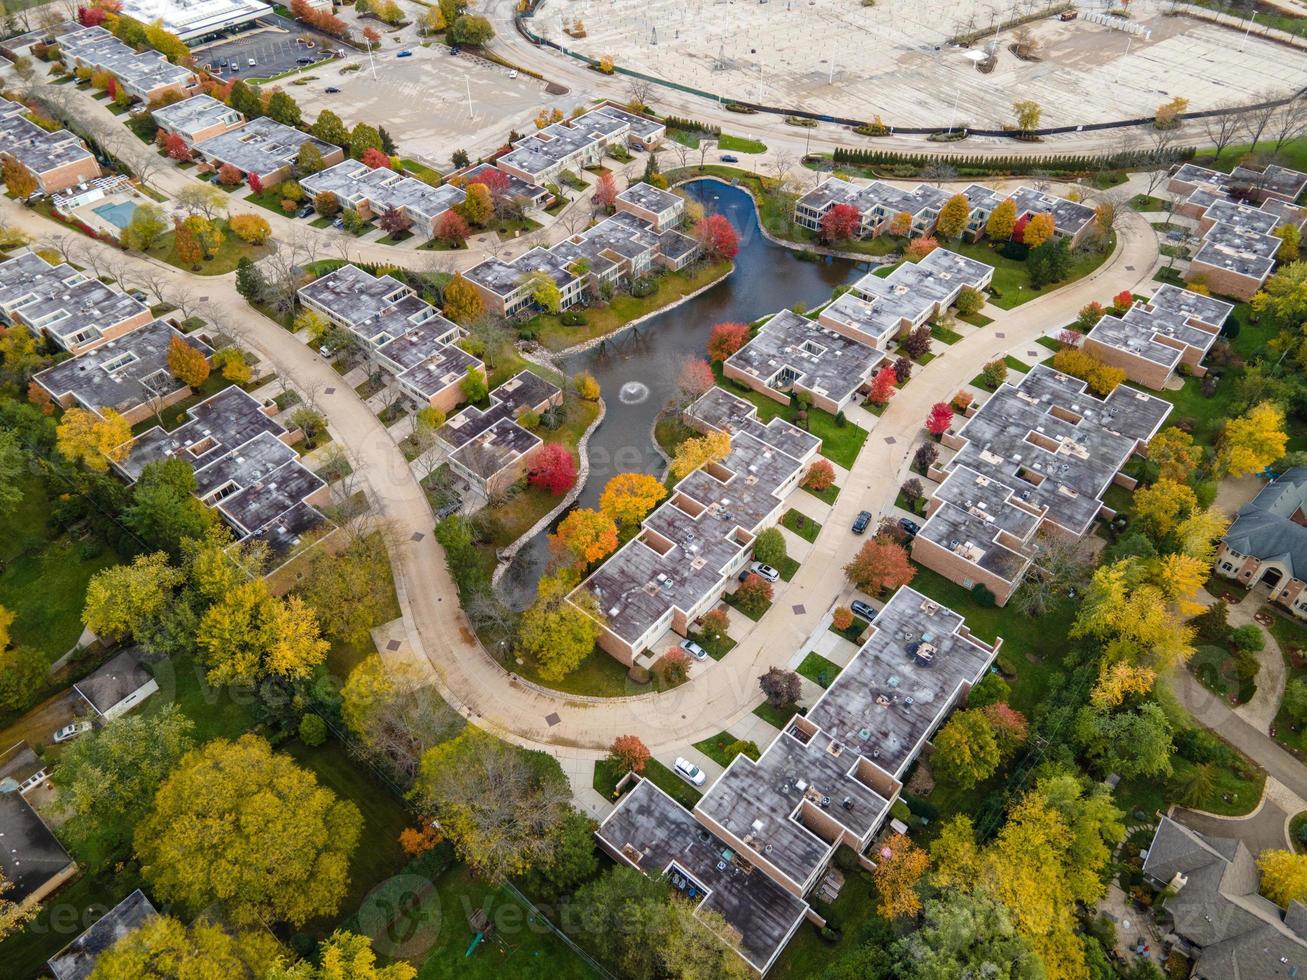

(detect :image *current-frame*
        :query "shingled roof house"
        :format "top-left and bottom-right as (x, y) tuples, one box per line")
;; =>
(1143, 816), (1307, 979)
(1216, 468), (1307, 621)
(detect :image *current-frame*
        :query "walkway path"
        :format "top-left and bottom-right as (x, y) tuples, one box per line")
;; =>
(1228, 593), (1288, 735)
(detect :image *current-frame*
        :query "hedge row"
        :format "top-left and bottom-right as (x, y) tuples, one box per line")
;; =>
(830, 145), (1196, 175)
(662, 114), (720, 136)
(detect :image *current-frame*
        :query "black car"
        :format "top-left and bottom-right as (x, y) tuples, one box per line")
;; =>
(852, 510), (873, 534)
(297, 56), (314, 64)
(324, 86), (340, 93)
(850, 600), (876, 621)
(297, 203), (314, 218)
(898, 517), (920, 536)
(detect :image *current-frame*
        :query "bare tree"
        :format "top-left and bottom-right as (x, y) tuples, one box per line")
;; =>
(130, 264), (176, 307)
(1201, 106), (1243, 165)
(767, 151), (795, 185)
(1140, 127), (1181, 196)
(1268, 95), (1307, 158)
(626, 77), (654, 111)
(671, 140), (691, 172)
(1011, 531), (1096, 616)
(921, 161), (958, 186)
(37, 232), (79, 264)
(1240, 94), (1280, 149)
(342, 658), (463, 785)
(697, 137), (716, 171)
(174, 185), (228, 222)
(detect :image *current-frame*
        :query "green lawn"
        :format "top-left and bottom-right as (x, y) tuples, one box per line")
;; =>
(802, 482), (840, 505)
(770, 867), (887, 980)
(516, 643), (633, 698)
(144, 650), (257, 742)
(959, 311), (993, 327)
(594, 758), (702, 809)
(942, 237), (1115, 311)
(714, 372), (869, 469)
(1036, 336), (1063, 352)
(797, 651), (839, 689)
(931, 323), (963, 345)
(668, 128), (700, 149)
(693, 730), (753, 767)
(725, 590), (770, 621)
(146, 218), (269, 275)
(688, 626), (736, 661)
(718, 133), (768, 154)
(781, 508), (821, 542)
(1192, 134), (1307, 174)
(0, 471), (120, 659)
(526, 260), (733, 352)
(753, 700), (799, 729)
(1115, 751), (1265, 820)
(400, 158), (443, 182)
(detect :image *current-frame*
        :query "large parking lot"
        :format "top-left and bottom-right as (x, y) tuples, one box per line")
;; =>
(190, 15), (344, 83)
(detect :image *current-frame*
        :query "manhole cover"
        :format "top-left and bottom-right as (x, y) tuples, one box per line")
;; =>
(386, 639), (401, 651)
(410, 532), (425, 542)
(545, 712), (561, 727)
(995, 332), (1006, 339)
(884, 436), (896, 445)
(324, 386), (336, 395)
(792, 604), (806, 615)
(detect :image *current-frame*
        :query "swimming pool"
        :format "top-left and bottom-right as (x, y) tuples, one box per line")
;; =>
(92, 200), (139, 230)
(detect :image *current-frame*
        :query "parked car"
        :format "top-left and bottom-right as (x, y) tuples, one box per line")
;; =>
(219, 58), (228, 66)
(850, 600), (876, 621)
(852, 510), (873, 534)
(508, 69), (518, 79)
(318, 344), (336, 358)
(449, 45), (461, 55)
(296, 56), (313, 64)
(674, 757), (707, 786)
(324, 86), (340, 93)
(248, 57), (256, 66)
(53, 721), (92, 743)
(297, 203), (314, 218)
(332, 217), (345, 229)
(433, 496), (463, 520)
(128, 289), (147, 302)
(749, 561), (780, 583)
(898, 517), (920, 536)
(397, 49), (413, 57)
(720, 154), (739, 163)
(680, 638), (708, 662)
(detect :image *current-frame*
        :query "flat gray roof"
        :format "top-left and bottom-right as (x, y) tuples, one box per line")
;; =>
(0, 249), (150, 350)
(48, 889), (158, 980)
(150, 94), (241, 137)
(617, 181), (682, 215)
(301, 159), (464, 223)
(1086, 284), (1229, 369)
(59, 25), (196, 93)
(0, 790), (71, 902)
(194, 116), (337, 178)
(726, 308), (884, 405)
(0, 97), (94, 175)
(833, 246), (992, 344)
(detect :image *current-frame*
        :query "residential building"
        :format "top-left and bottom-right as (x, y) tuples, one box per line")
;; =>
(0, 742), (49, 797)
(33, 319), (213, 424)
(615, 182), (684, 231)
(0, 248), (152, 353)
(121, 0), (271, 41)
(573, 387), (820, 665)
(0, 750), (76, 904)
(461, 162), (551, 209)
(598, 586), (1000, 973)
(297, 264), (483, 411)
(192, 116), (343, 186)
(58, 26), (199, 103)
(0, 97), (100, 193)
(723, 308), (886, 413)
(464, 246), (584, 318)
(439, 370), (563, 496)
(915, 365), (1171, 604)
(301, 159), (465, 237)
(48, 889), (159, 980)
(817, 247), (993, 350)
(115, 386), (330, 553)
(1216, 467), (1307, 620)
(494, 104), (664, 184)
(1142, 815), (1307, 978)
(73, 647), (159, 720)
(1082, 284), (1233, 390)
(150, 93), (245, 146)
(1006, 185), (1097, 246)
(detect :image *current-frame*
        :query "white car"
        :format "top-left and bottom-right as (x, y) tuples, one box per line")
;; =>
(248, 57), (256, 67)
(508, 69), (518, 79)
(749, 561), (780, 583)
(680, 638), (708, 662)
(674, 757), (706, 786)
(53, 721), (92, 743)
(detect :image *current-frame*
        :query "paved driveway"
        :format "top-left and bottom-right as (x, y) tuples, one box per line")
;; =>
(1172, 799), (1291, 856)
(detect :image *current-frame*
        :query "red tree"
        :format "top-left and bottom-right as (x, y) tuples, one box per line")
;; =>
(435, 210), (469, 247)
(528, 443), (577, 495)
(707, 321), (749, 363)
(593, 171), (618, 212)
(247, 171), (263, 193)
(77, 5), (107, 26)
(981, 702), (1029, 757)
(360, 147), (392, 169)
(677, 358), (715, 405)
(819, 202), (861, 243)
(163, 132), (191, 162)
(867, 364), (898, 406)
(1110, 289), (1134, 315)
(804, 459), (835, 492)
(926, 402), (954, 439)
(469, 167), (510, 201)
(693, 214), (740, 262)
(608, 734), (651, 774)
(844, 538), (916, 595)
(1011, 213), (1030, 244)
(105, 78), (117, 99)
(214, 163), (242, 186)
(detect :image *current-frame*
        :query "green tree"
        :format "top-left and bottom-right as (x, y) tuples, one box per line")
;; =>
(135, 734), (362, 926)
(311, 109), (350, 147)
(122, 202), (168, 250)
(88, 916), (282, 980)
(0, 429), (24, 519)
(413, 728), (574, 881)
(349, 122), (383, 160)
(753, 526), (787, 568)
(235, 255), (267, 302)
(460, 364), (488, 403)
(124, 458), (215, 556)
(516, 571), (603, 681)
(1073, 702), (1174, 779)
(932, 710), (1000, 788)
(55, 706), (194, 848)
(229, 80), (264, 119)
(295, 533), (395, 646)
(449, 13), (494, 44)
(295, 141), (325, 176)
(895, 892), (1044, 980)
(267, 89), (302, 127)
(1252, 260), (1307, 325)
(83, 551), (183, 640)
(0, 644), (46, 713)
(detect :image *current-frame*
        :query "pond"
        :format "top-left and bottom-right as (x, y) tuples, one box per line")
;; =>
(498, 180), (866, 609)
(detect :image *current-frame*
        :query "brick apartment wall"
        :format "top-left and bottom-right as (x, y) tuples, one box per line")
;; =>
(468, 281), (509, 318)
(32, 154), (100, 194)
(1186, 259), (1263, 302)
(1082, 336), (1175, 390)
(116, 384), (193, 425)
(496, 160), (537, 184)
(595, 624), (639, 666)
(722, 360), (790, 409)
(177, 117), (245, 145)
(615, 199), (660, 229)
(910, 534), (1017, 606)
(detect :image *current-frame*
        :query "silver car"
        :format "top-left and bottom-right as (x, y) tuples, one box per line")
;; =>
(674, 757), (706, 785)
(750, 561), (780, 583)
(680, 638), (708, 662)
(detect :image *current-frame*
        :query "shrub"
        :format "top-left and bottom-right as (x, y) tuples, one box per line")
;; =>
(832, 607), (854, 631)
(753, 527), (787, 568)
(1231, 624), (1265, 653)
(298, 713), (327, 746)
(804, 459), (836, 492)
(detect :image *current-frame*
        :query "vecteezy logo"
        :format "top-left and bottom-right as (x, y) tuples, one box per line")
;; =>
(354, 873), (442, 961)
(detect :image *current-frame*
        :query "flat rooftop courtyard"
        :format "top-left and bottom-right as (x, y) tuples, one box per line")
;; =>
(533, 0), (1307, 128)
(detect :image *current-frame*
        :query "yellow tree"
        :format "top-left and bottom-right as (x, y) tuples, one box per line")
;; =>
(196, 580), (327, 685)
(1173, 506), (1230, 563)
(1072, 560), (1195, 674)
(888, 211), (913, 237)
(1148, 427), (1202, 483)
(516, 571), (604, 681)
(985, 198), (1017, 241)
(928, 814), (980, 890)
(1022, 212), (1056, 248)
(573, 370), (601, 400)
(550, 507), (618, 566)
(1090, 661), (1157, 709)
(1133, 477), (1197, 536)
(0, 868), (34, 942)
(873, 832), (929, 919)
(83, 552), (182, 640)
(56, 407), (132, 472)
(1, 157), (36, 199)
(1221, 401), (1288, 477)
(266, 931), (417, 980)
(442, 273), (484, 325)
(1152, 552), (1209, 617)
(265, 594), (330, 681)
(461, 182), (494, 226)
(167, 335), (210, 388)
(1012, 99), (1042, 131)
(599, 472), (667, 529)
(173, 217), (203, 269)
(935, 193), (971, 241)
(670, 430), (731, 480)
(87, 916), (282, 980)
(1259, 849), (1307, 906)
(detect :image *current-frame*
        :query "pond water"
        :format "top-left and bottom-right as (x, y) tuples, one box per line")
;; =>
(498, 180), (867, 608)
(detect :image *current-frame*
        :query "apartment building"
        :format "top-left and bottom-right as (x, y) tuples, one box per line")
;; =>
(1168, 162), (1307, 300)
(114, 386), (329, 553)
(58, 26), (199, 103)
(460, 163), (551, 209)
(300, 159), (466, 237)
(33, 319), (213, 424)
(1006, 185), (1097, 247)
(914, 365), (1171, 604)
(817, 247), (993, 350)
(597, 586), (1000, 973)
(573, 387), (820, 665)
(1216, 468), (1307, 620)
(439, 370), (563, 496)
(723, 308), (886, 414)
(192, 116), (343, 187)
(615, 181), (684, 231)
(464, 246), (584, 318)
(0, 248), (152, 353)
(0, 97), (100, 193)
(297, 264), (483, 411)
(495, 104), (665, 185)
(1082, 284), (1234, 390)
(150, 93), (245, 146)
